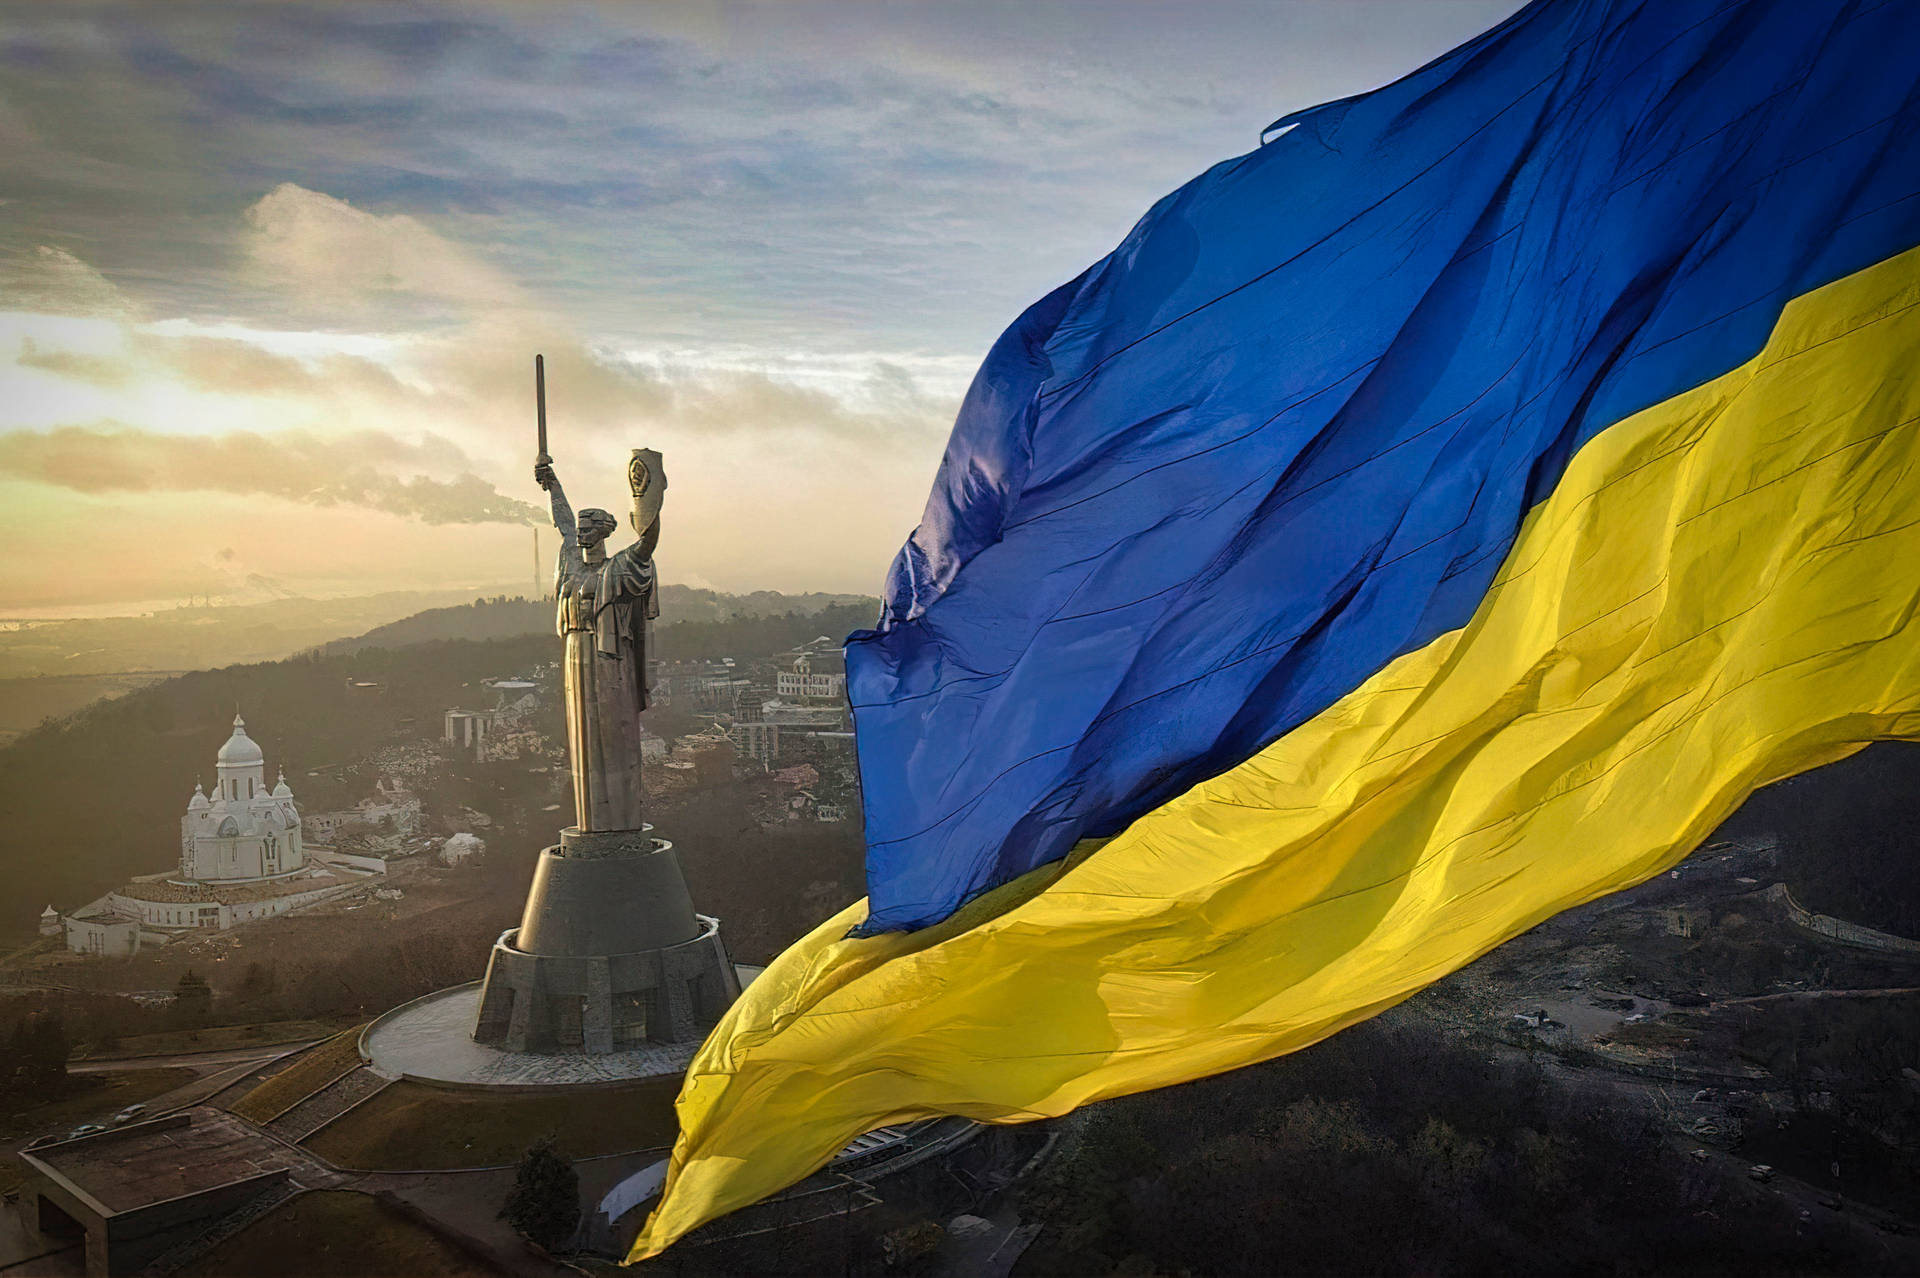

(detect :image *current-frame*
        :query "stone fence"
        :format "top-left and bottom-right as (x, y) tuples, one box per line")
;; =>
(1769, 883), (1920, 956)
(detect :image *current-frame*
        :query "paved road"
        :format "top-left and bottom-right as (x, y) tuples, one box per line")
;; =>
(68, 1040), (326, 1074)
(5, 1041), (318, 1164)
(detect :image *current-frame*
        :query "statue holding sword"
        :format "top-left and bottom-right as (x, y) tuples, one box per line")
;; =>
(531, 354), (663, 834)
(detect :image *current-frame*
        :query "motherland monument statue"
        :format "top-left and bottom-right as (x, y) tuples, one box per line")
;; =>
(467, 355), (741, 1055)
(536, 441), (661, 834)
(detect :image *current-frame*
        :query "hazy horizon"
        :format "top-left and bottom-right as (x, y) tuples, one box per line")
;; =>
(2, 0), (1524, 612)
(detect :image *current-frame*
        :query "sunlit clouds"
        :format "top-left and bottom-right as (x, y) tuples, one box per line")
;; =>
(0, 1), (1522, 611)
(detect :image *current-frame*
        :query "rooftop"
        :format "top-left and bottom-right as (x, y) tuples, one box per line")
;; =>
(28, 1109), (290, 1213)
(69, 906), (136, 924)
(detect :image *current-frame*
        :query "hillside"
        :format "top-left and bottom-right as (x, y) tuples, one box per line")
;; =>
(315, 586), (875, 655)
(0, 672), (179, 746)
(0, 589), (512, 681)
(1718, 739), (1920, 936)
(0, 595), (875, 929)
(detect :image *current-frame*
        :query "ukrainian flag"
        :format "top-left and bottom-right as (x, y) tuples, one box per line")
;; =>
(633, 0), (1920, 1256)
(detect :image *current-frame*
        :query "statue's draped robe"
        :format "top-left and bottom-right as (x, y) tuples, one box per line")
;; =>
(555, 545), (657, 832)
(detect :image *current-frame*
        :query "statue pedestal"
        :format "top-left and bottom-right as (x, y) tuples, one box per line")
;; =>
(471, 826), (742, 1054)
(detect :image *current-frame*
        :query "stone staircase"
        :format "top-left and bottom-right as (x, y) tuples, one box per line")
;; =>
(265, 1066), (393, 1144)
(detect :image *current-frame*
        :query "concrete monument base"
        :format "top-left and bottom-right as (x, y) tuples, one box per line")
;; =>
(469, 825), (744, 1055)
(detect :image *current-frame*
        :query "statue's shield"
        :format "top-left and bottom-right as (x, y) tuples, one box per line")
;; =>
(629, 448), (666, 533)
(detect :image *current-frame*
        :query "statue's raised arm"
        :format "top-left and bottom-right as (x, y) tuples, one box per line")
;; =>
(535, 459), (578, 543)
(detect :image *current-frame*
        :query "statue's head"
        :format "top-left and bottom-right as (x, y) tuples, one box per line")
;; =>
(629, 448), (666, 535)
(576, 508), (619, 551)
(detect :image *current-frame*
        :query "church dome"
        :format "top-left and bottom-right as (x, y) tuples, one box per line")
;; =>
(272, 771), (293, 799)
(217, 714), (265, 766)
(188, 783), (209, 811)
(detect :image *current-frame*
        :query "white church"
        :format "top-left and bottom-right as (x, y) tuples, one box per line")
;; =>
(180, 714), (306, 882)
(61, 714), (360, 956)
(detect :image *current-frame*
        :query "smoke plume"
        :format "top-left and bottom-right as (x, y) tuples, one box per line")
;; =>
(0, 424), (541, 525)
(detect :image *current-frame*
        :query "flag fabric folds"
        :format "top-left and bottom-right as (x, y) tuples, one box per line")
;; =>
(849, 0), (1920, 934)
(632, 0), (1920, 1258)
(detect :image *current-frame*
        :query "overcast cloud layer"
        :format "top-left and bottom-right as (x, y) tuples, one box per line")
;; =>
(0, 0), (1522, 610)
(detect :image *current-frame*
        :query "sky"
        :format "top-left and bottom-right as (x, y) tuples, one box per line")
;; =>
(0, 0), (1525, 613)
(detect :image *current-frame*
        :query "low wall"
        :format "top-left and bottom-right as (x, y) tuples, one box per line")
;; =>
(105, 1169), (291, 1273)
(109, 879), (359, 930)
(1770, 883), (1920, 956)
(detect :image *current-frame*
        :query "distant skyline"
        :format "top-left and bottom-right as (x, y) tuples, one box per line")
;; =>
(0, 0), (1524, 611)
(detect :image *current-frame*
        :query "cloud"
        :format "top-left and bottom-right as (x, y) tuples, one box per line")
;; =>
(7, 230), (958, 456)
(17, 325), (420, 402)
(3, 246), (138, 318)
(0, 2), (1523, 359)
(430, 330), (956, 448)
(229, 185), (960, 449)
(158, 330), (418, 399)
(243, 182), (524, 320)
(0, 423), (542, 525)
(17, 336), (136, 387)
(220, 184), (958, 445)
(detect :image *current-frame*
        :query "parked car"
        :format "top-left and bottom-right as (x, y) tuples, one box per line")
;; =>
(66, 1124), (106, 1139)
(112, 1104), (147, 1125)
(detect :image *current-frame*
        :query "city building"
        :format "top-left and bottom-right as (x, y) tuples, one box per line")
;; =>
(487, 678), (539, 716)
(776, 645), (846, 703)
(444, 682), (544, 760)
(729, 696), (848, 768)
(62, 908), (140, 959)
(18, 1109), (299, 1277)
(443, 708), (490, 752)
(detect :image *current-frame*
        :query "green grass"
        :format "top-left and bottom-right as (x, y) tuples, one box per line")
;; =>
(228, 1029), (367, 1124)
(177, 1190), (503, 1278)
(75, 1018), (349, 1062)
(1, 1066), (195, 1141)
(306, 1076), (682, 1170)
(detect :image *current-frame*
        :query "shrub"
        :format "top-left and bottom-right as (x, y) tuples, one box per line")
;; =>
(499, 1137), (579, 1252)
